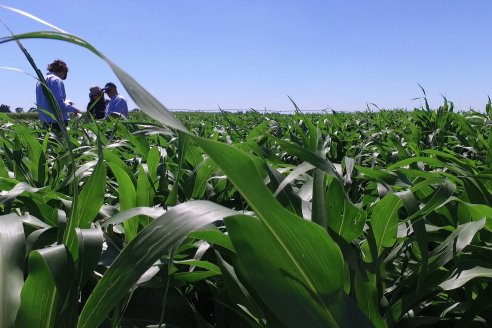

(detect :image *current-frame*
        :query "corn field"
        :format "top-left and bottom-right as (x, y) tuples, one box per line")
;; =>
(2, 6), (492, 328)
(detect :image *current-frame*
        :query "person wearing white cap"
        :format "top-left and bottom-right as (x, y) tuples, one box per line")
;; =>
(102, 82), (128, 118)
(87, 86), (107, 119)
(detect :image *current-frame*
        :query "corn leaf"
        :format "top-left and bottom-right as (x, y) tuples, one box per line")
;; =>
(0, 213), (25, 327)
(77, 200), (238, 328)
(226, 214), (371, 327)
(16, 245), (74, 328)
(370, 194), (402, 255)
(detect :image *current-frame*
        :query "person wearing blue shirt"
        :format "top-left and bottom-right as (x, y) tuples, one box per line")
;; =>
(102, 82), (128, 118)
(35, 59), (80, 130)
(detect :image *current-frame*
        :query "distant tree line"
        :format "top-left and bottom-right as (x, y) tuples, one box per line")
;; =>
(0, 104), (10, 113)
(0, 105), (147, 122)
(0, 104), (28, 113)
(1, 104), (140, 114)
(0, 105), (41, 113)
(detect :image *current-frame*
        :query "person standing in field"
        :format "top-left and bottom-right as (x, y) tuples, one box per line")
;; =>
(102, 82), (128, 118)
(35, 59), (80, 130)
(87, 86), (107, 119)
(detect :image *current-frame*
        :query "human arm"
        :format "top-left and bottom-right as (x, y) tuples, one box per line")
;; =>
(51, 78), (79, 114)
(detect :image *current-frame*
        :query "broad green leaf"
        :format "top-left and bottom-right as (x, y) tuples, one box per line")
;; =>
(56, 209), (67, 245)
(103, 149), (137, 186)
(214, 252), (265, 327)
(0, 159), (9, 179)
(356, 166), (398, 185)
(122, 127), (150, 158)
(312, 132), (327, 227)
(185, 139), (203, 167)
(101, 206), (166, 227)
(439, 266), (492, 290)
(78, 201), (238, 328)
(136, 164), (155, 227)
(421, 149), (473, 168)
(107, 162), (137, 241)
(58, 228), (104, 327)
(166, 131), (188, 206)
(394, 189), (428, 292)
(268, 135), (341, 181)
(25, 228), (57, 255)
(386, 156), (446, 171)
(370, 194), (402, 255)
(427, 218), (485, 271)
(0, 213), (25, 327)
(406, 181), (456, 222)
(226, 214), (370, 327)
(457, 201), (492, 231)
(188, 229), (234, 251)
(12, 125), (46, 187)
(267, 166), (304, 217)
(65, 157), (106, 258)
(75, 228), (103, 287)
(71, 157), (106, 228)
(173, 259), (221, 274)
(463, 176), (492, 207)
(173, 260), (222, 282)
(290, 99), (318, 151)
(192, 158), (217, 199)
(0, 181), (42, 205)
(273, 162), (314, 197)
(20, 214), (51, 229)
(354, 273), (386, 328)
(146, 146), (161, 188)
(326, 178), (366, 242)
(16, 245), (74, 328)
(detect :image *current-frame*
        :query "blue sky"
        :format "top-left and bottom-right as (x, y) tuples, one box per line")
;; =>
(0, 1), (491, 113)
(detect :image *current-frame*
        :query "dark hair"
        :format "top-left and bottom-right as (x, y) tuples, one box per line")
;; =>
(47, 59), (68, 73)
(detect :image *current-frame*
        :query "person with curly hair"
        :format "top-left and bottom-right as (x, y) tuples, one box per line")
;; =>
(35, 59), (80, 130)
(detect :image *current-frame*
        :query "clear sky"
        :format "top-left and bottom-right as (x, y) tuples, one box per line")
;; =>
(0, 1), (491, 113)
